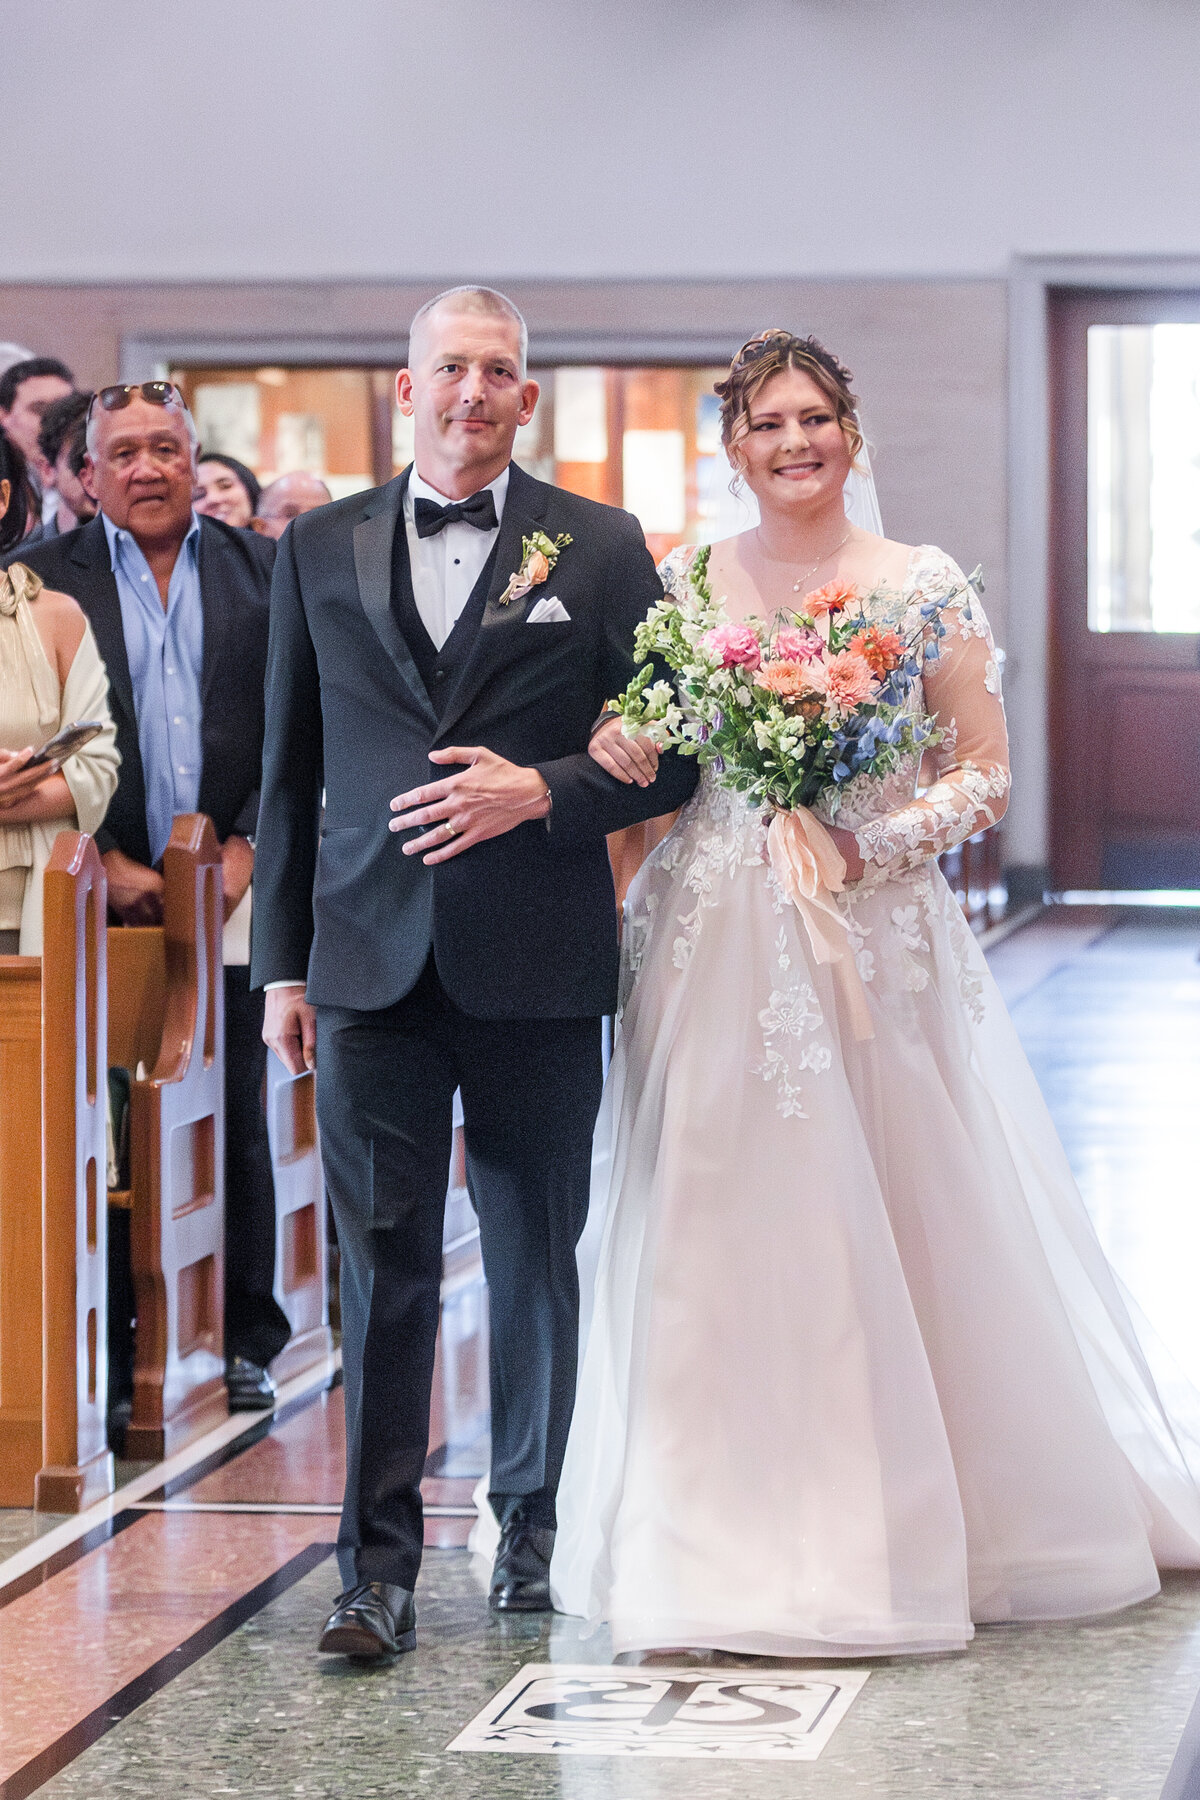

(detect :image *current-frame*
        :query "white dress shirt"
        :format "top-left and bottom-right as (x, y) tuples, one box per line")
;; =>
(405, 465), (509, 649)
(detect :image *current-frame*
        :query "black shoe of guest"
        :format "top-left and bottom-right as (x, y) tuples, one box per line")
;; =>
(318, 1582), (417, 1657)
(225, 1355), (276, 1411)
(490, 1506), (556, 1612)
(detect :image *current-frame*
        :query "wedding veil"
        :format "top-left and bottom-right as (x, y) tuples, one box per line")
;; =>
(844, 429), (884, 535)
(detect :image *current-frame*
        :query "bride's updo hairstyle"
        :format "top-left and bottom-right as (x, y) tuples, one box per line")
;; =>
(715, 330), (864, 472)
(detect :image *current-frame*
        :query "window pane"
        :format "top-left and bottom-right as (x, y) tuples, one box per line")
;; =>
(1088, 323), (1200, 632)
(173, 366), (377, 499)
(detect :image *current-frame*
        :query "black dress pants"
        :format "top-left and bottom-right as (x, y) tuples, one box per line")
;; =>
(224, 966), (291, 1369)
(316, 955), (603, 1591)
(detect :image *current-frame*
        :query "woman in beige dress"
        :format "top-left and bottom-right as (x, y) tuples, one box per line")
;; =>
(0, 443), (119, 952)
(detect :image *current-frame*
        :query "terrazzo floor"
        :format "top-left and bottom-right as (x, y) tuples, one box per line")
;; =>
(0, 1511), (64, 1560)
(4, 906), (1200, 1799)
(30, 1556), (1200, 1799)
(0, 1461), (149, 1560)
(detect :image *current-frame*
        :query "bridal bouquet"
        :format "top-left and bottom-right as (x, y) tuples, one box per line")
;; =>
(610, 546), (981, 1039)
(611, 545), (979, 817)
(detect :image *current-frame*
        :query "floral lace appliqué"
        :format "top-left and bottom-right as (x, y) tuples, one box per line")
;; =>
(940, 885), (986, 1023)
(751, 928), (832, 1118)
(667, 776), (766, 970)
(891, 902), (931, 993)
(618, 891), (658, 1017)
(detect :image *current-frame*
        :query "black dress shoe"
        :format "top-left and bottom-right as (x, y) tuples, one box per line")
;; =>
(317, 1581), (416, 1657)
(490, 1509), (556, 1612)
(226, 1355), (276, 1412)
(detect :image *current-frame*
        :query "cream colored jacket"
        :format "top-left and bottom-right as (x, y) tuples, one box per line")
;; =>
(0, 562), (120, 952)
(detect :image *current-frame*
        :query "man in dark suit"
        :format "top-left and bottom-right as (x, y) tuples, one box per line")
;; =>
(12, 382), (291, 1410)
(254, 287), (695, 1659)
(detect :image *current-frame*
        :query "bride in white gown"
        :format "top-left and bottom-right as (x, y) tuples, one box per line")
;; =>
(549, 330), (1200, 1659)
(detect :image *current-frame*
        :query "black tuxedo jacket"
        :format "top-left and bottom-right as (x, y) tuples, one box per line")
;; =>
(9, 514), (274, 865)
(250, 462), (698, 1017)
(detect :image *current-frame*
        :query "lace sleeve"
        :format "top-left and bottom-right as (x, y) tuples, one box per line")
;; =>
(655, 542), (702, 600)
(853, 551), (1011, 885)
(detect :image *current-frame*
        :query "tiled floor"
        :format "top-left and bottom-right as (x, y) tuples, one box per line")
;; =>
(0, 1512), (64, 1561)
(0, 1513), (333, 1786)
(30, 1558), (1200, 1798)
(992, 909), (1200, 1394)
(3, 906), (1200, 1799)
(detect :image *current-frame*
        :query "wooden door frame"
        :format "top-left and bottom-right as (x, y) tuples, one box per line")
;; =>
(1008, 255), (1200, 896)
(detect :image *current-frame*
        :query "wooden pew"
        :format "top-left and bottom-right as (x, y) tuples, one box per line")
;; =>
(108, 815), (229, 1460)
(0, 833), (114, 1511)
(264, 1053), (333, 1384)
(940, 824), (1005, 934)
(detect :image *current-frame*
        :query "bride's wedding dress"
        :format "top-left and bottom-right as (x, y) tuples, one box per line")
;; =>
(550, 543), (1200, 1658)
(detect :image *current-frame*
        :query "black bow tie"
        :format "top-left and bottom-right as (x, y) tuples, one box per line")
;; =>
(413, 490), (499, 538)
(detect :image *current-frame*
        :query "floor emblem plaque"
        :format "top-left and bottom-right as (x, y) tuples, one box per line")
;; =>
(449, 1663), (869, 1760)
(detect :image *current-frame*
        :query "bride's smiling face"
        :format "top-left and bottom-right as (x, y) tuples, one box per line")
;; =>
(734, 368), (853, 512)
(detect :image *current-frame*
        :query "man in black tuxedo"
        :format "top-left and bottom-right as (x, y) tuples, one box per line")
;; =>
(12, 383), (291, 1411)
(254, 286), (695, 1658)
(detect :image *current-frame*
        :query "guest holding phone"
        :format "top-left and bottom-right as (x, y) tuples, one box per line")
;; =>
(11, 380), (290, 1408)
(0, 432), (118, 952)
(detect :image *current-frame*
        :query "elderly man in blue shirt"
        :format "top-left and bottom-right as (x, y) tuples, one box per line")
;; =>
(13, 381), (289, 1413)
(102, 491), (205, 870)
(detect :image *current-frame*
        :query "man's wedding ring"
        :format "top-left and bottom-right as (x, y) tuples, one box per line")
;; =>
(441, 821), (458, 838)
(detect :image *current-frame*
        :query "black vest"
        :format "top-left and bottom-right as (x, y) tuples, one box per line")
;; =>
(390, 519), (500, 720)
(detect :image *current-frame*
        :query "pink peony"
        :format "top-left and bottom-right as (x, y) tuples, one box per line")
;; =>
(701, 622), (762, 671)
(773, 624), (824, 662)
(823, 650), (876, 712)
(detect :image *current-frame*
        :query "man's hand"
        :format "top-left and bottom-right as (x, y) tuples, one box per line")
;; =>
(220, 833), (255, 921)
(388, 746), (551, 865)
(263, 983), (317, 1075)
(0, 747), (59, 810)
(102, 847), (165, 925)
(588, 717), (660, 788)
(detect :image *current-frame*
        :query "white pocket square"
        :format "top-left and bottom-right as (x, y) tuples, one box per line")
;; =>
(526, 596), (571, 624)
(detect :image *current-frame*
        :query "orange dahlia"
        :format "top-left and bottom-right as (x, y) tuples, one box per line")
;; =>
(804, 579), (859, 618)
(847, 625), (905, 676)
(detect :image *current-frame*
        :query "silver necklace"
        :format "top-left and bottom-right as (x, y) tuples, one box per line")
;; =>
(754, 526), (854, 595)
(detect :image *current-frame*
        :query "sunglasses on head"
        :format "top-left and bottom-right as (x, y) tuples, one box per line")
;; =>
(86, 381), (183, 422)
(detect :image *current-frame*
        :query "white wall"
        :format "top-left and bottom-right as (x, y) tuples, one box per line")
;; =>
(5, 0), (1200, 282)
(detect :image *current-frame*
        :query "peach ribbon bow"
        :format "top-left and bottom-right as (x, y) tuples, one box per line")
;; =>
(766, 808), (875, 1042)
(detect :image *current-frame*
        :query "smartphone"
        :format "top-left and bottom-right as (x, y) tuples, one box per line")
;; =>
(24, 720), (106, 769)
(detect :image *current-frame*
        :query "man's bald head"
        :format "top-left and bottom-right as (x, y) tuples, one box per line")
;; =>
(407, 287), (528, 380)
(252, 470), (332, 539)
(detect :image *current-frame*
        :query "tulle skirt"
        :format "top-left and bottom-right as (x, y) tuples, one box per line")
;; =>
(549, 785), (1200, 1657)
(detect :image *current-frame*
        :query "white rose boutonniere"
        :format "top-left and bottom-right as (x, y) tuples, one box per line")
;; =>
(498, 529), (573, 606)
